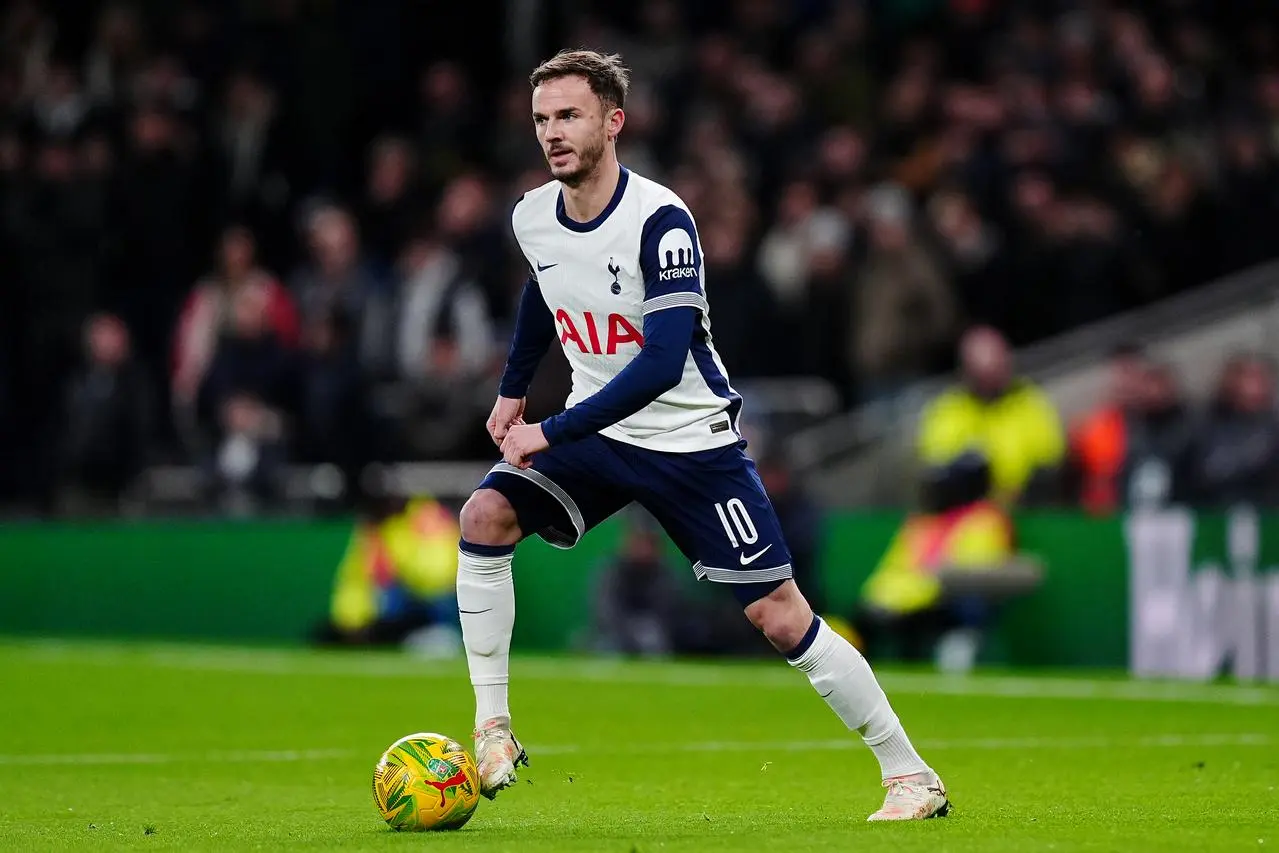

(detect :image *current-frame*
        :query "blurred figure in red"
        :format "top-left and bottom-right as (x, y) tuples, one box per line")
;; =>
(1069, 343), (1149, 515)
(172, 224), (298, 438)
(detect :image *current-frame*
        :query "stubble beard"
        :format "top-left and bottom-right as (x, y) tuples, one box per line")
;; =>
(551, 132), (607, 189)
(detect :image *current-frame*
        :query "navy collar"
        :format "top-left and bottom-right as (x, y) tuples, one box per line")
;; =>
(556, 165), (629, 232)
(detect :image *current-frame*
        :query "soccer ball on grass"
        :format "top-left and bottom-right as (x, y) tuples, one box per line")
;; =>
(372, 732), (480, 831)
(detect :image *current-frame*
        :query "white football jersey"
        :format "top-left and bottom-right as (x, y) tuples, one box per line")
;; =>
(511, 166), (741, 453)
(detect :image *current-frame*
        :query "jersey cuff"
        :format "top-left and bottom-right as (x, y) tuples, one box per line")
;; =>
(498, 380), (530, 398)
(540, 416), (565, 447)
(641, 292), (708, 315)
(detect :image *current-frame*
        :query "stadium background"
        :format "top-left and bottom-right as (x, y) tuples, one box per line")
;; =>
(1, 3), (1278, 850)
(0, 0), (1278, 677)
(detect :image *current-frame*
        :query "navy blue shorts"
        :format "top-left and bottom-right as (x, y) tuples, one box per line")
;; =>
(477, 435), (794, 606)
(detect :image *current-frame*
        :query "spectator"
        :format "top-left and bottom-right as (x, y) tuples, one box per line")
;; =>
(295, 308), (375, 484)
(435, 172), (507, 322)
(587, 516), (689, 658)
(755, 179), (853, 383)
(802, 209), (858, 393)
(58, 314), (154, 514)
(414, 61), (478, 194)
(618, 0), (690, 93)
(27, 58), (93, 141)
(358, 135), (428, 272)
(756, 178), (824, 373)
(5, 133), (109, 502)
(395, 233), (494, 384)
(172, 224), (299, 423)
(208, 69), (294, 270)
(1215, 119), (1279, 276)
(857, 452), (1023, 669)
(1069, 344), (1150, 515)
(1000, 171), (1064, 344)
(852, 182), (958, 400)
(700, 216), (777, 379)
(1134, 158), (1217, 299)
(290, 204), (392, 376)
(109, 102), (206, 395)
(1120, 361), (1197, 510)
(918, 326), (1065, 506)
(1048, 194), (1131, 332)
(1188, 354), (1279, 508)
(197, 282), (296, 509)
(491, 81), (549, 176)
(7, 133), (106, 375)
(926, 186), (1011, 334)
(82, 3), (147, 108)
(316, 489), (461, 652)
(389, 229), (496, 459)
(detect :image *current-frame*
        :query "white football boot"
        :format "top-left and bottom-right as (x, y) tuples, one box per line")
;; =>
(473, 717), (528, 799)
(867, 773), (951, 821)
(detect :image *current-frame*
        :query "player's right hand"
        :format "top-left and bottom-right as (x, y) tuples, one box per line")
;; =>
(487, 396), (527, 446)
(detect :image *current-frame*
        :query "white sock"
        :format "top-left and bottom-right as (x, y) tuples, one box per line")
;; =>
(456, 542), (515, 728)
(788, 617), (932, 780)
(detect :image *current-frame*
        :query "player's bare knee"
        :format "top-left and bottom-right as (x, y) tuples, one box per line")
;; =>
(460, 489), (521, 546)
(744, 581), (813, 651)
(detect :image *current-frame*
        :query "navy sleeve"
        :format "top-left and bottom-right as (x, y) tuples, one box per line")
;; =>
(497, 276), (556, 398)
(639, 205), (709, 314)
(540, 306), (696, 445)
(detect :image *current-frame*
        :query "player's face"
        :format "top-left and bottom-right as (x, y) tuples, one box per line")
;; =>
(531, 75), (619, 187)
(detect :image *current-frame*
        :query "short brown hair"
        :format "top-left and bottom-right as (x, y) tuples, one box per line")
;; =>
(529, 49), (630, 110)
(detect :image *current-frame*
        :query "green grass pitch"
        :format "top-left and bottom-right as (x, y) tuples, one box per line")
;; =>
(0, 639), (1276, 852)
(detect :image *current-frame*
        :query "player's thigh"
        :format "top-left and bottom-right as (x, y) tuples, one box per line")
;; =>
(634, 441), (793, 606)
(476, 436), (631, 549)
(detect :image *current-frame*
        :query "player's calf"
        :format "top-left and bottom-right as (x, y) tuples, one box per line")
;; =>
(743, 579), (815, 652)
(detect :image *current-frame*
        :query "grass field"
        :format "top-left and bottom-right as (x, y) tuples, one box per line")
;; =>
(0, 639), (1276, 852)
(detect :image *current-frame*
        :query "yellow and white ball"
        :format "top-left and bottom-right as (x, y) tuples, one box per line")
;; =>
(372, 732), (480, 831)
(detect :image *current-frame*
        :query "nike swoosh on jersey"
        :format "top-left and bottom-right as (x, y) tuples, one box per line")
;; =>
(536, 261), (558, 272)
(739, 545), (773, 565)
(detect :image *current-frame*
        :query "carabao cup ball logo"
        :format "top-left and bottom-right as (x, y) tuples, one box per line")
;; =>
(657, 228), (697, 281)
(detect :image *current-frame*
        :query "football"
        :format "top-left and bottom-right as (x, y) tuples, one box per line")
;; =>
(372, 732), (481, 831)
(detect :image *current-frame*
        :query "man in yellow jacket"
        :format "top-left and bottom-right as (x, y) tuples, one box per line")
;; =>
(317, 491), (462, 649)
(917, 326), (1064, 506)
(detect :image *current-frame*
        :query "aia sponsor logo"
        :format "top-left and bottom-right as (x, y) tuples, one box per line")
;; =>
(555, 309), (643, 354)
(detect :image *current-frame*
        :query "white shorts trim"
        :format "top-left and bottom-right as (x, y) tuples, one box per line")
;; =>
(692, 561), (794, 584)
(488, 462), (585, 548)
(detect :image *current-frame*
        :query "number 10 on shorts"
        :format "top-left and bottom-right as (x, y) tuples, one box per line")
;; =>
(714, 498), (758, 547)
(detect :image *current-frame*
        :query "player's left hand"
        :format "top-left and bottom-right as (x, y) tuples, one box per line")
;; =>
(500, 422), (549, 470)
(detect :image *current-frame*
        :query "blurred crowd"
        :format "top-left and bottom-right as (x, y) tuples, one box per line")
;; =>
(849, 324), (1279, 669)
(917, 326), (1279, 514)
(5, 0), (1279, 514)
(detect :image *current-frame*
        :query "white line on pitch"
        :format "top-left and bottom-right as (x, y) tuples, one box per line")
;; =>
(0, 733), (1268, 767)
(530, 732), (1274, 756)
(11, 639), (1279, 707)
(0, 748), (356, 767)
